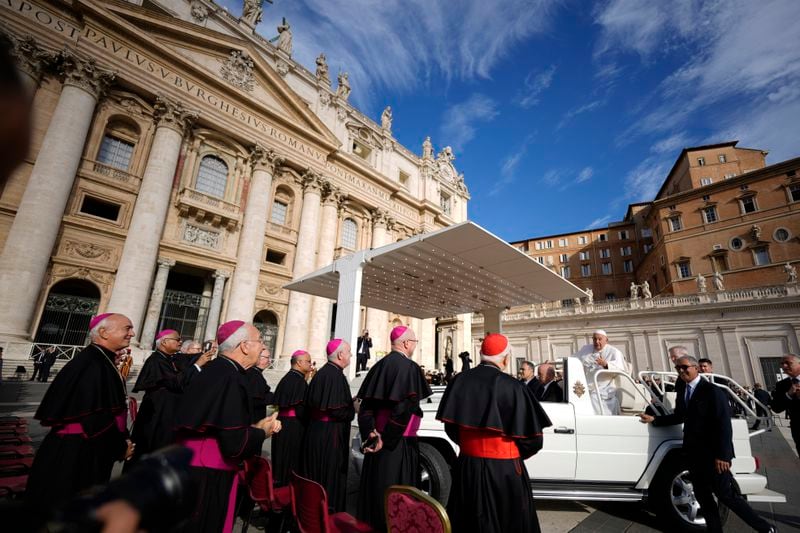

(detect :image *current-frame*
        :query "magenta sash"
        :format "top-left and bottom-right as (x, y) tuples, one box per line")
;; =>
(375, 409), (421, 437)
(311, 410), (332, 422)
(55, 409), (128, 438)
(182, 437), (240, 533)
(279, 408), (297, 418)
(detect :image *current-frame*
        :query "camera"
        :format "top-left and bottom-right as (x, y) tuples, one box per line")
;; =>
(203, 340), (213, 352)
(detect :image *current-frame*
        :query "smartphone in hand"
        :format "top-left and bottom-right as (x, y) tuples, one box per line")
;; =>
(360, 434), (379, 453)
(203, 340), (213, 352)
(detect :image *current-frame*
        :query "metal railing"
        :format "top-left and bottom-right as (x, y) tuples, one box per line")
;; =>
(28, 343), (84, 361)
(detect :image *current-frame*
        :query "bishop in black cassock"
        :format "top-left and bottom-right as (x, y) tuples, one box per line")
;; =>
(244, 348), (274, 423)
(26, 313), (135, 513)
(302, 339), (355, 512)
(126, 329), (183, 468)
(356, 326), (432, 530)
(173, 321), (280, 533)
(271, 349), (311, 486)
(437, 333), (551, 533)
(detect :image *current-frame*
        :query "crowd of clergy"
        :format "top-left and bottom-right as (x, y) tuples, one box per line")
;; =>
(22, 311), (556, 533)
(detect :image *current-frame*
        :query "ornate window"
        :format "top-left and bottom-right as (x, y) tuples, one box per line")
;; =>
(270, 200), (288, 226)
(341, 218), (358, 250)
(195, 155), (229, 198)
(774, 228), (791, 242)
(440, 192), (452, 216)
(739, 195), (758, 214)
(560, 266), (570, 278)
(730, 237), (744, 250)
(702, 206), (718, 224)
(669, 216), (682, 231)
(97, 135), (134, 170)
(677, 261), (692, 279)
(752, 246), (770, 266)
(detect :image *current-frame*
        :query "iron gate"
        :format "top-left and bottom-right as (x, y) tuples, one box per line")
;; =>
(158, 289), (211, 342)
(34, 293), (100, 346)
(759, 357), (786, 391)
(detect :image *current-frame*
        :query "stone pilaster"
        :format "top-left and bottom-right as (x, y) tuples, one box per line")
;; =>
(281, 170), (325, 360)
(107, 95), (197, 333)
(0, 52), (113, 339)
(9, 35), (50, 92)
(226, 145), (284, 321)
(365, 208), (392, 353)
(204, 270), (231, 341)
(139, 257), (176, 349)
(308, 184), (343, 356)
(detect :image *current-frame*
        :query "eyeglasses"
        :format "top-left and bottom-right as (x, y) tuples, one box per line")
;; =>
(166, 337), (181, 342)
(406, 339), (419, 343)
(675, 364), (697, 372)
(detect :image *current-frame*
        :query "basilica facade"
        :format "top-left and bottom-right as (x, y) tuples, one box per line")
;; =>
(0, 0), (471, 369)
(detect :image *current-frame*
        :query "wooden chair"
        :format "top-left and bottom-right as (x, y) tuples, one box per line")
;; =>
(0, 475), (27, 498)
(241, 456), (291, 532)
(385, 485), (451, 533)
(289, 472), (374, 533)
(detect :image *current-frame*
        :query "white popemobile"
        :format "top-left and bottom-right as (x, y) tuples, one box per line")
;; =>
(352, 360), (785, 531)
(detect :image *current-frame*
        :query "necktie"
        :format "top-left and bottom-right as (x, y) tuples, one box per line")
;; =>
(685, 384), (693, 405)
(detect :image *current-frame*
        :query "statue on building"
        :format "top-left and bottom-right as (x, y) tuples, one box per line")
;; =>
(785, 262), (797, 284)
(750, 224), (762, 241)
(641, 280), (652, 299)
(629, 282), (639, 299)
(437, 146), (455, 165)
(241, 0), (263, 26)
(445, 335), (453, 360)
(422, 136), (434, 160)
(381, 106), (393, 131)
(697, 273), (707, 293)
(712, 270), (725, 291)
(585, 288), (594, 304)
(276, 17), (292, 55)
(315, 53), (330, 85)
(336, 71), (350, 101)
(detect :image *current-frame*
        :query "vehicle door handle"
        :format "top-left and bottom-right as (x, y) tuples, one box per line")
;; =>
(553, 427), (575, 434)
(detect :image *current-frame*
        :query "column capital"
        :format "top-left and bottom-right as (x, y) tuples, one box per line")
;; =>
(298, 169), (324, 194)
(157, 257), (176, 268)
(58, 49), (115, 99)
(9, 35), (51, 83)
(214, 269), (232, 280)
(336, 193), (350, 215)
(249, 144), (285, 173)
(153, 93), (198, 133)
(320, 180), (341, 205)
(370, 207), (390, 229)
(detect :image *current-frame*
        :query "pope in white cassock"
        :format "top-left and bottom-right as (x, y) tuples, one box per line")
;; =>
(572, 330), (628, 415)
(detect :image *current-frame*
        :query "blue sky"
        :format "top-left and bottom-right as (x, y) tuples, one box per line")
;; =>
(217, 0), (800, 242)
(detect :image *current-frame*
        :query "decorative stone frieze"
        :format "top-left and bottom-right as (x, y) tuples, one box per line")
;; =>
(59, 49), (115, 99)
(190, 0), (209, 23)
(9, 35), (50, 83)
(183, 223), (220, 249)
(153, 94), (197, 133)
(220, 50), (255, 92)
(64, 240), (112, 262)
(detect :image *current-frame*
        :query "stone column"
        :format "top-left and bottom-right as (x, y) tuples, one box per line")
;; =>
(139, 257), (175, 349)
(106, 95), (197, 333)
(308, 186), (344, 356)
(281, 171), (324, 359)
(365, 209), (392, 353)
(9, 35), (49, 93)
(204, 270), (230, 341)
(0, 51), (113, 339)
(226, 145), (284, 321)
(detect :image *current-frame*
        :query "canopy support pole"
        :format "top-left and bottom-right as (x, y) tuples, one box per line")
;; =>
(481, 307), (504, 335)
(333, 252), (367, 380)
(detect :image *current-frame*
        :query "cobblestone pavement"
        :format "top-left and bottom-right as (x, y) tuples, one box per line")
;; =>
(2, 380), (797, 532)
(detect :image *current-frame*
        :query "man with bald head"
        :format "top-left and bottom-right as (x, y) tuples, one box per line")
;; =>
(537, 363), (563, 403)
(302, 339), (356, 512)
(271, 349), (312, 486)
(356, 326), (432, 529)
(572, 329), (627, 414)
(174, 320), (280, 533)
(26, 313), (135, 512)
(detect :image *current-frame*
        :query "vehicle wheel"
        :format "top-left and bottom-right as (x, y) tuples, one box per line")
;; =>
(650, 456), (730, 532)
(419, 442), (452, 506)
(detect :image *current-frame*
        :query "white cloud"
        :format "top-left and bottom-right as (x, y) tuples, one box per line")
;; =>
(576, 166), (594, 183)
(518, 65), (557, 108)
(541, 169), (563, 187)
(588, 214), (613, 228)
(650, 132), (692, 154)
(440, 94), (499, 152)
(248, 0), (563, 109)
(557, 99), (606, 130)
(623, 156), (671, 202)
(490, 135), (536, 196)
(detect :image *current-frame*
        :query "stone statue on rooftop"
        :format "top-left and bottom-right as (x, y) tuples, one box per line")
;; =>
(585, 288), (594, 304)
(785, 262), (797, 284)
(712, 270), (725, 291)
(336, 72), (350, 101)
(697, 273), (707, 293)
(242, 0), (263, 26)
(422, 137), (433, 160)
(381, 106), (392, 131)
(641, 281), (652, 299)
(276, 17), (292, 55)
(437, 146), (455, 164)
(630, 282), (639, 300)
(315, 53), (330, 85)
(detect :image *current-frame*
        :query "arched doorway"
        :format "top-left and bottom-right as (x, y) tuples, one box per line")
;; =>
(253, 310), (279, 356)
(35, 279), (101, 346)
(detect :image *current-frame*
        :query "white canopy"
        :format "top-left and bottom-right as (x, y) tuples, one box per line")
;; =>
(284, 221), (586, 319)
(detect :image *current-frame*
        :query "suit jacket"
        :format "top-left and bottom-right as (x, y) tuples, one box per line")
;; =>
(653, 377), (734, 461)
(753, 388), (770, 417)
(538, 381), (563, 402)
(770, 376), (800, 422)
(356, 336), (372, 358)
(526, 377), (542, 397)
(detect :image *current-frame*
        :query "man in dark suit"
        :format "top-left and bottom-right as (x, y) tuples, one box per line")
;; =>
(536, 363), (563, 403)
(640, 355), (774, 533)
(751, 383), (771, 430)
(771, 353), (800, 454)
(519, 361), (541, 397)
(356, 330), (372, 372)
